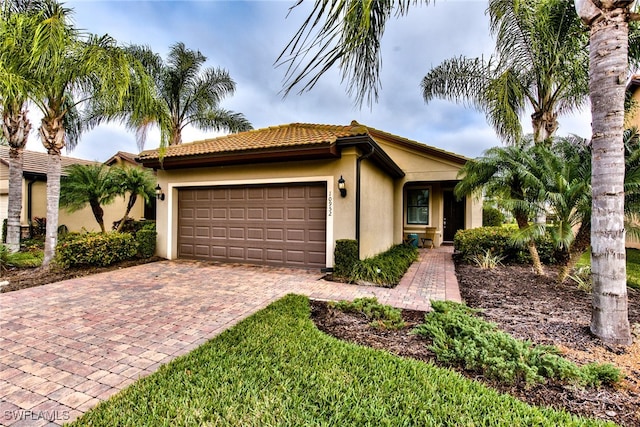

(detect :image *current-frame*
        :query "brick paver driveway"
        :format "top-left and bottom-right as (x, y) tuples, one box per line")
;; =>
(0, 248), (458, 426)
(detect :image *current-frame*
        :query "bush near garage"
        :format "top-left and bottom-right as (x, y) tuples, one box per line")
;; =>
(454, 226), (557, 265)
(135, 222), (157, 258)
(55, 232), (138, 268)
(334, 241), (419, 287)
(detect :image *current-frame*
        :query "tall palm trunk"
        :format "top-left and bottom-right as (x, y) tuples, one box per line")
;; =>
(584, 3), (632, 345)
(40, 115), (65, 268)
(2, 110), (31, 252)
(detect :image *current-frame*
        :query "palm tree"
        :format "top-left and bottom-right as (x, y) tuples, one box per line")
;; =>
(454, 141), (547, 275)
(60, 164), (117, 233)
(534, 137), (592, 283)
(575, 0), (636, 345)
(89, 42), (252, 149)
(9, 0), (156, 266)
(0, 1), (43, 252)
(112, 165), (155, 232)
(421, 0), (588, 145)
(277, 0), (639, 345)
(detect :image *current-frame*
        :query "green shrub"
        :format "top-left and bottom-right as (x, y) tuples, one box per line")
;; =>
(334, 239), (359, 277)
(469, 249), (505, 269)
(413, 300), (620, 388)
(136, 226), (157, 258)
(0, 244), (8, 270)
(454, 226), (557, 265)
(55, 232), (137, 268)
(336, 244), (419, 287)
(482, 206), (505, 227)
(5, 250), (43, 268)
(330, 297), (405, 330)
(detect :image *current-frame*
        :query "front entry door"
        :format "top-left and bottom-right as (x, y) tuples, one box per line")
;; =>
(443, 190), (465, 241)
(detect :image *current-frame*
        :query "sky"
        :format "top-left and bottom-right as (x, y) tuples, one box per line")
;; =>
(22, 0), (594, 162)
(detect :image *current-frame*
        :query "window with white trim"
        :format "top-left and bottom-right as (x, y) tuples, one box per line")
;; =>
(406, 188), (429, 225)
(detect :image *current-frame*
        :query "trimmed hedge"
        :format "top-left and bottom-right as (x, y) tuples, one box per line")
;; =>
(334, 239), (359, 277)
(55, 232), (137, 268)
(136, 225), (157, 258)
(334, 242), (419, 287)
(454, 226), (557, 265)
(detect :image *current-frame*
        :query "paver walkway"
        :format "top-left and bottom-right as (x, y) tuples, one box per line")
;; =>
(0, 246), (458, 426)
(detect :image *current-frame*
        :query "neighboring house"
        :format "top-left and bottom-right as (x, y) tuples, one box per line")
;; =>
(0, 147), (148, 235)
(625, 75), (640, 250)
(138, 121), (482, 269)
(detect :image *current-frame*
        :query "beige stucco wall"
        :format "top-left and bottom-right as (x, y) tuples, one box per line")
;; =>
(155, 155), (358, 266)
(373, 136), (482, 246)
(359, 159), (395, 258)
(25, 180), (146, 232)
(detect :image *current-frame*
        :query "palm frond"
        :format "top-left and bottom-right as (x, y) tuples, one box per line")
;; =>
(276, 0), (432, 106)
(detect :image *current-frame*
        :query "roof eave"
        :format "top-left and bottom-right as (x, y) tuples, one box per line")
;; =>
(137, 143), (340, 170)
(337, 135), (405, 179)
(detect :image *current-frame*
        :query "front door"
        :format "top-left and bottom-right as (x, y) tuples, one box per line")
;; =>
(443, 190), (465, 241)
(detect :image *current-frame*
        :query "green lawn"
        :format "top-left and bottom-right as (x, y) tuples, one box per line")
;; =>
(578, 248), (640, 290)
(71, 294), (611, 426)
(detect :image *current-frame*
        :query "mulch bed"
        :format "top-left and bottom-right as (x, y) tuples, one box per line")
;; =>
(0, 256), (164, 293)
(311, 263), (640, 426)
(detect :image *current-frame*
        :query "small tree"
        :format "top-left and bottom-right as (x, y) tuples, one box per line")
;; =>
(455, 141), (547, 275)
(60, 164), (117, 233)
(113, 166), (155, 232)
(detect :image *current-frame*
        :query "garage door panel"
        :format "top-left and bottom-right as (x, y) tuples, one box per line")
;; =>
(229, 208), (245, 220)
(229, 228), (245, 239)
(247, 208), (264, 220)
(178, 183), (326, 268)
(309, 207), (326, 220)
(228, 247), (245, 259)
(266, 228), (284, 241)
(195, 226), (210, 238)
(267, 187), (285, 199)
(247, 248), (264, 261)
(308, 229), (325, 243)
(266, 249), (284, 262)
(267, 208), (284, 220)
(286, 229), (305, 242)
(286, 207), (305, 220)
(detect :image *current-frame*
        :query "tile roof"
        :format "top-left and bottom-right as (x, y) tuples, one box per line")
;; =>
(138, 122), (370, 160)
(104, 151), (139, 166)
(0, 146), (100, 176)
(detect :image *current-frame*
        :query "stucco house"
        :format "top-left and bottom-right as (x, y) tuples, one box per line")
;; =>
(0, 147), (148, 235)
(138, 121), (482, 269)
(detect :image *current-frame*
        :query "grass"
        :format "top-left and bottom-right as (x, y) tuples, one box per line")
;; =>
(577, 248), (640, 290)
(71, 295), (612, 426)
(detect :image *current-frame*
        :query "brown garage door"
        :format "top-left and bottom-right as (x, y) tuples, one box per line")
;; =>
(178, 183), (327, 268)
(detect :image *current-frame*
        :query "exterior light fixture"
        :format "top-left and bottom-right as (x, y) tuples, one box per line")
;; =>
(338, 175), (347, 197)
(155, 184), (165, 201)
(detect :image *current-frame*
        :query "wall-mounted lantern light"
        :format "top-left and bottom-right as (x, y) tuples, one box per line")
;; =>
(338, 175), (347, 198)
(155, 184), (165, 201)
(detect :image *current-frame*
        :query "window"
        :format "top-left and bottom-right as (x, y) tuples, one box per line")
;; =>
(407, 188), (429, 224)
